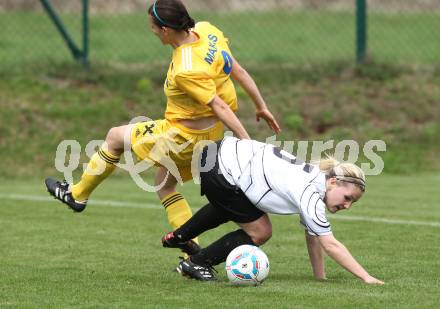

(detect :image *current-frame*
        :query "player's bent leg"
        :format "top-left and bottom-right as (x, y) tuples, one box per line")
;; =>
(156, 167), (201, 265)
(178, 229), (254, 280)
(190, 229), (255, 268)
(70, 125), (131, 202)
(238, 214), (272, 246)
(45, 125), (132, 211)
(176, 199), (269, 272)
(164, 202), (230, 244)
(162, 202), (230, 256)
(156, 167), (196, 234)
(104, 125), (133, 156)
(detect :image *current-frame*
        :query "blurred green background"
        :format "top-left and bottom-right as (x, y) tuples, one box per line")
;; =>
(0, 0), (439, 177)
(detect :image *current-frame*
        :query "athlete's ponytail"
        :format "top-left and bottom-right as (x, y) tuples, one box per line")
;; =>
(182, 16), (195, 30)
(319, 155), (366, 192)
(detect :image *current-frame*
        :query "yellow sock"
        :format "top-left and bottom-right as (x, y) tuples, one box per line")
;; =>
(161, 192), (199, 247)
(71, 148), (119, 202)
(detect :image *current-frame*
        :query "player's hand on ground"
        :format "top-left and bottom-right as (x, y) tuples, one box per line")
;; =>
(363, 275), (385, 285)
(256, 108), (281, 134)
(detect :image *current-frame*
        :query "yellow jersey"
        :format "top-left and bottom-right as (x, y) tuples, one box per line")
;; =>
(164, 22), (238, 121)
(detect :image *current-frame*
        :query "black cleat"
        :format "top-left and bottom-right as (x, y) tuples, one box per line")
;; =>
(45, 178), (87, 212)
(162, 232), (201, 255)
(178, 258), (217, 281)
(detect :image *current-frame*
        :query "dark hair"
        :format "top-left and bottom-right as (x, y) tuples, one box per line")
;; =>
(148, 0), (195, 32)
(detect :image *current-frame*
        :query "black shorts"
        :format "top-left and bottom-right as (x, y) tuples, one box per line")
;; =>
(199, 141), (265, 224)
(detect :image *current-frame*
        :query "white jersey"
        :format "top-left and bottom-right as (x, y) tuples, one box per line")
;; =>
(217, 137), (332, 236)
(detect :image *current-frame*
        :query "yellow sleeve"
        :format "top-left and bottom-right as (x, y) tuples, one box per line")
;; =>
(174, 72), (216, 105)
(224, 36), (230, 46)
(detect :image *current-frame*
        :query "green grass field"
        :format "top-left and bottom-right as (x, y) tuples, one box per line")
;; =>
(1, 8), (439, 307)
(1, 175), (439, 308)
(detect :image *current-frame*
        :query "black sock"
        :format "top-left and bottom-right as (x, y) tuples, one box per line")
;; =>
(173, 203), (229, 242)
(190, 229), (256, 267)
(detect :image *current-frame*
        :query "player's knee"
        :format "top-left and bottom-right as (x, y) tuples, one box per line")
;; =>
(250, 227), (272, 246)
(105, 127), (124, 154)
(259, 228), (272, 245)
(106, 127), (119, 142)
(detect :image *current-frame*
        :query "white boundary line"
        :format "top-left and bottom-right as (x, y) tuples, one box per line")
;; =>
(328, 214), (440, 228)
(0, 193), (159, 210)
(1, 193), (440, 228)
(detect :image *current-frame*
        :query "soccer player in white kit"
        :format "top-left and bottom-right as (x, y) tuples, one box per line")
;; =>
(162, 137), (384, 284)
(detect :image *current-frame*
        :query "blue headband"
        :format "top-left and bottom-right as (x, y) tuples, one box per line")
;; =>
(152, 1), (179, 28)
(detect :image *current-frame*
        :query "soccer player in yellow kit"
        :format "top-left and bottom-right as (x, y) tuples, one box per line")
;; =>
(45, 0), (280, 257)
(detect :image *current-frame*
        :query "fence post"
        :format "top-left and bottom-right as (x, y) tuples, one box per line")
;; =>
(40, 0), (89, 66)
(356, 0), (367, 63)
(82, 0), (89, 67)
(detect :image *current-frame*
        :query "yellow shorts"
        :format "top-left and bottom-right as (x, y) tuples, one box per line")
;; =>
(130, 119), (224, 182)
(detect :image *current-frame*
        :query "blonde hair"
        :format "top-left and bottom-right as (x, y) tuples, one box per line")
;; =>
(318, 155), (366, 192)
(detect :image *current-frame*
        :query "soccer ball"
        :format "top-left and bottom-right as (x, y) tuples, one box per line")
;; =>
(225, 245), (270, 286)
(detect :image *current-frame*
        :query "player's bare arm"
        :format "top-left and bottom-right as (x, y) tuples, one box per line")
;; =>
(208, 95), (250, 139)
(230, 56), (281, 134)
(305, 231), (326, 280)
(318, 234), (384, 284)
